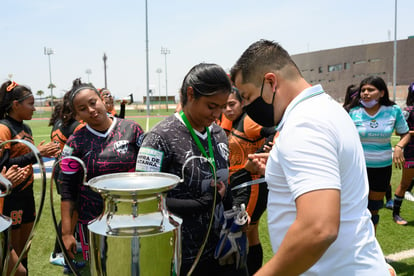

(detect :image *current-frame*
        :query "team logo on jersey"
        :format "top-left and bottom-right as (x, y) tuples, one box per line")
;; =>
(217, 142), (229, 162)
(370, 120), (378, 128)
(61, 157), (82, 175)
(403, 110), (410, 120)
(136, 134), (144, 147)
(61, 144), (74, 157)
(114, 140), (129, 154)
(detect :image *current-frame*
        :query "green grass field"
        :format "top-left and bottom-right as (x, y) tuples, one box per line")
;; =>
(20, 110), (414, 275)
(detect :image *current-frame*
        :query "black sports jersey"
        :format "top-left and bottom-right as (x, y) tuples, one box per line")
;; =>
(59, 117), (144, 223)
(136, 113), (231, 264)
(50, 118), (84, 194)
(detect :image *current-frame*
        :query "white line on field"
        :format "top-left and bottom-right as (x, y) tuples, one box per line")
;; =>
(386, 249), (414, 262)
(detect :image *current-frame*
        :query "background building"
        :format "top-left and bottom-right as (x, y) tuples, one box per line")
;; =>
(292, 37), (414, 104)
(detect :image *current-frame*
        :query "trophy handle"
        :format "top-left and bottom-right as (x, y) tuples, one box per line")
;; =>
(0, 174), (12, 198)
(0, 173), (12, 275)
(180, 155), (217, 276)
(50, 156), (86, 276)
(0, 139), (46, 275)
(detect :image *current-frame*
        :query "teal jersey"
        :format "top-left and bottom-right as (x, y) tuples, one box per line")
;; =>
(349, 105), (409, 168)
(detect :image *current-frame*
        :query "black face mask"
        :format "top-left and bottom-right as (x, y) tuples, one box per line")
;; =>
(243, 79), (275, 127)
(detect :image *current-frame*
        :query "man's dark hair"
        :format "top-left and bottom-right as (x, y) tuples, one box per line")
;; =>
(230, 39), (302, 87)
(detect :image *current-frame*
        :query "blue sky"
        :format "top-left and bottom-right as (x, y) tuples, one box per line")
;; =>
(1, 0), (413, 103)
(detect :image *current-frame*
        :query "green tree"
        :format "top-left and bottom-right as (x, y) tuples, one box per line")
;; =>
(36, 90), (44, 106)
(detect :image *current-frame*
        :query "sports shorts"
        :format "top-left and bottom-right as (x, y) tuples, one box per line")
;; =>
(231, 181), (268, 224)
(367, 166), (392, 192)
(3, 188), (36, 229)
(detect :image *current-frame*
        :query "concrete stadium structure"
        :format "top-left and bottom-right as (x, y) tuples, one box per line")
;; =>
(292, 37), (414, 104)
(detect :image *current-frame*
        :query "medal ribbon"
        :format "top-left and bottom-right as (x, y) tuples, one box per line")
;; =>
(179, 111), (216, 172)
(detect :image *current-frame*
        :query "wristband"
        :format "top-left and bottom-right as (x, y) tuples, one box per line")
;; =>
(395, 145), (404, 150)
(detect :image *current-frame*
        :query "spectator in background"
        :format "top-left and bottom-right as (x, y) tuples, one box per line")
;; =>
(50, 90), (84, 152)
(223, 86), (275, 275)
(348, 76), (410, 227)
(339, 83), (396, 210)
(49, 101), (63, 132)
(391, 82), (414, 225)
(343, 84), (359, 112)
(48, 88), (85, 268)
(99, 88), (127, 118)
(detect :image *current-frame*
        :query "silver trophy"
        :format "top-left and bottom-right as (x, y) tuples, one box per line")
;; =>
(0, 174), (12, 275)
(51, 157), (182, 276)
(87, 172), (182, 276)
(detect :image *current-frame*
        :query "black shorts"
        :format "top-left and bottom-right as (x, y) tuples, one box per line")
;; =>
(231, 181), (268, 224)
(3, 189), (36, 229)
(367, 166), (392, 192)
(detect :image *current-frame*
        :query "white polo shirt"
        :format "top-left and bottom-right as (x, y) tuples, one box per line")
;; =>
(266, 85), (388, 275)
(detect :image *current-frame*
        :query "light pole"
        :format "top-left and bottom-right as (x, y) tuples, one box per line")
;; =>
(44, 47), (54, 107)
(85, 69), (92, 84)
(145, 0), (150, 117)
(392, 0), (398, 102)
(161, 47), (170, 111)
(103, 53), (108, 88)
(156, 68), (162, 110)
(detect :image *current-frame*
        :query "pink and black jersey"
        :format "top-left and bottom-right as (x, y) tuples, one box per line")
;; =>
(59, 117), (144, 223)
(403, 106), (414, 164)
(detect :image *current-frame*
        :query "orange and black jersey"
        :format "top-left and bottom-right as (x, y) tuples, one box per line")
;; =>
(217, 113), (232, 136)
(227, 113), (277, 223)
(107, 103), (125, 119)
(50, 119), (84, 151)
(0, 116), (36, 193)
(228, 113), (266, 179)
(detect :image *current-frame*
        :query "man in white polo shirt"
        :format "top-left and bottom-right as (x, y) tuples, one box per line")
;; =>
(230, 39), (388, 275)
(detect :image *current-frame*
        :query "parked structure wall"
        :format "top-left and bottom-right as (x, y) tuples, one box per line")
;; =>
(292, 37), (414, 104)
